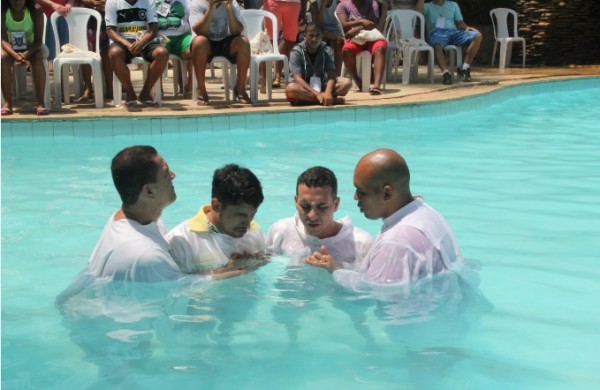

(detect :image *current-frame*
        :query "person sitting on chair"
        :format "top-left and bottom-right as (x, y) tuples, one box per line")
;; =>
(188, 0), (252, 105)
(285, 23), (351, 106)
(416, 0), (482, 85)
(105, 0), (169, 107)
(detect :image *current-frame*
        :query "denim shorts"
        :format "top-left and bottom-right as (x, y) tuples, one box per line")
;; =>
(428, 28), (478, 47)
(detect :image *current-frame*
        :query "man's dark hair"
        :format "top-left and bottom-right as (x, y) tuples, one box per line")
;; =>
(296, 166), (338, 197)
(212, 164), (264, 209)
(111, 145), (160, 206)
(305, 23), (322, 35)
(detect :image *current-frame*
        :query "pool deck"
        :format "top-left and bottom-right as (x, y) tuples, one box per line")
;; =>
(1, 65), (598, 121)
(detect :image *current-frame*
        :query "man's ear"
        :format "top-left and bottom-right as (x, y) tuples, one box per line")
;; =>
(211, 198), (220, 212)
(383, 185), (393, 200)
(141, 183), (153, 199)
(333, 197), (340, 212)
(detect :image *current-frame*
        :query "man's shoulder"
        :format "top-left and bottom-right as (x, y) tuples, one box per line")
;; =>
(269, 216), (296, 231)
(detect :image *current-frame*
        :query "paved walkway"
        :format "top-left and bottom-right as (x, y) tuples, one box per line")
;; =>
(2, 65), (599, 121)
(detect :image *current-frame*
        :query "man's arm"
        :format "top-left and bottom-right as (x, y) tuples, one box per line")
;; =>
(190, 0), (215, 36)
(225, 0), (244, 36)
(415, 0), (424, 14)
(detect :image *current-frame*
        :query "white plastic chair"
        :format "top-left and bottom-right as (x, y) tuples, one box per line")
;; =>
(240, 9), (288, 102)
(335, 13), (371, 92)
(167, 54), (188, 97)
(191, 55), (237, 102)
(51, 8), (104, 109)
(490, 8), (526, 68)
(12, 16), (51, 109)
(386, 10), (434, 84)
(444, 45), (462, 75)
(112, 58), (162, 107)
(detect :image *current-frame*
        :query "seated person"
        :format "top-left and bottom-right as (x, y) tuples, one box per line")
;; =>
(267, 166), (372, 269)
(105, 0), (169, 107)
(153, 0), (193, 96)
(309, 0), (344, 76)
(416, 0), (482, 85)
(1, 0), (50, 115)
(167, 164), (267, 279)
(336, 0), (387, 95)
(285, 23), (351, 106)
(188, 0), (251, 105)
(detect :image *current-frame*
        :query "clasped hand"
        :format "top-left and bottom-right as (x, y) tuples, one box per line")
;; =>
(305, 245), (336, 270)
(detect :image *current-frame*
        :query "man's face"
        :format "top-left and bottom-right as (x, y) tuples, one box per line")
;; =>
(213, 201), (257, 238)
(353, 167), (384, 220)
(305, 27), (323, 52)
(150, 155), (176, 208)
(295, 184), (339, 238)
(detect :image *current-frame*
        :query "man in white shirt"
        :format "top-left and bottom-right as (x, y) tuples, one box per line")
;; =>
(56, 146), (183, 306)
(167, 164), (267, 279)
(306, 149), (463, 289)
(267, 166), (372, 268)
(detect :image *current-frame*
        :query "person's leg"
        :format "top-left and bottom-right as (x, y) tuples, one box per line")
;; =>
(228, 35), (251, 102)
(341, 40), (361, 90)
(178, 34), (193, 96)
(45, 15), (55, 72)
(139, 44), (169, 103)
(332, 38), (343, 77)
(334, 76), (352, 97)
(285, 82), (319, 104)
(275, 1), (300, 84)
(29, 48), (48, 110)
(190, 35), (212, 103)
(109, 42), (136, 102)
(462, 32), (482, 67)
(1, 51), (14, 111)
(370, 40), (387, 91)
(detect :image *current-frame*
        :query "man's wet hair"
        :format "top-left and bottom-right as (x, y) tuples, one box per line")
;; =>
(111, 145), (160, 206)
(212, 164), (264, 209)
(296, 166), (337, 197)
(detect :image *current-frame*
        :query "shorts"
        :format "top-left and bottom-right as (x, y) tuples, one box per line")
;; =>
(207, 35), (240, 63)
(110, 40), (163, 64)
(342, 39), (387, 56)
(164, 33), (192, 58)
(263, 0), (301, 42)
(428, 28), (478, 47)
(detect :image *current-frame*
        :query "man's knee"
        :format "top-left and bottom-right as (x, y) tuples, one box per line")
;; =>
(191, 36), (209, 54)
(152, 46), (169, 61)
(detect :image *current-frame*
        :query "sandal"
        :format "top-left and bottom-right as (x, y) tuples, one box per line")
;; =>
(236, 93), (252, 105)
(140, 100), (159, 107)
(272, 80), (281, 88)
(369, 87), (382, 96)
(1, 107), (14, 116)
(122, 100), (137, 109)
(197, 94), (210, 106)
(36, 107), (50, 116)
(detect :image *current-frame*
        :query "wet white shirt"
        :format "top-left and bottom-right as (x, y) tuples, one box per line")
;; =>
(333, 196), (463, 289)
(266, 214), (373, 269)
(167, 205), (266, 273)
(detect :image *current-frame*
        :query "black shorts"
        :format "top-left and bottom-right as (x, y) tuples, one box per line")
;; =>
(110, 39), (163, 64)
(208, 35), (240, 64)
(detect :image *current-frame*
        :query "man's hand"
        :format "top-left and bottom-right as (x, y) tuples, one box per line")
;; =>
(317, 91), (334, 107)
(305, 245), (339, 271)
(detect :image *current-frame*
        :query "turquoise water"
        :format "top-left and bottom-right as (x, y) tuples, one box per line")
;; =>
(2, 78), (600, 389)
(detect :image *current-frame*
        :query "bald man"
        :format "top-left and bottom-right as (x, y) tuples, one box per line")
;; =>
(306, 148), (463, 288)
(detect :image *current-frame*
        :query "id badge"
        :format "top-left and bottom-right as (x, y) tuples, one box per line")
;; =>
(157, 2), (171, 17)
(436, 16), (445, 29)
(310, 77), (321, 93)
(10, 31), (27, 52)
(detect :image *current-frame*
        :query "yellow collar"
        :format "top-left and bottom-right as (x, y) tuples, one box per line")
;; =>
(188, 205), (261, 233)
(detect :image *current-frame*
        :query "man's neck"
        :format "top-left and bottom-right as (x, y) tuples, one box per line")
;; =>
(117, 205), (158, 225)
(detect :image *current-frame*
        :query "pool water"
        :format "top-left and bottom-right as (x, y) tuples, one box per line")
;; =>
(2, 78), (600, 389)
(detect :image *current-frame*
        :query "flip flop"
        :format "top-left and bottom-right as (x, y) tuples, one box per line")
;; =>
(1, 107), (13, 116)
(369, 87), (382, 96)
(122, 100), (137, 109)
(272, 80), (281, 88)
(197, 94), (210, 106)
(236, 93), (252, 105)
(36, 107), (50, 116)
(140, 100), (159, 107)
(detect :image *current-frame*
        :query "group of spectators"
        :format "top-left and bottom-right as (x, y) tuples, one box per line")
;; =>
(2, 0), (482, 115)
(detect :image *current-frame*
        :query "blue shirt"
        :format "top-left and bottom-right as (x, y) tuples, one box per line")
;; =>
(423, 0), (463, 34)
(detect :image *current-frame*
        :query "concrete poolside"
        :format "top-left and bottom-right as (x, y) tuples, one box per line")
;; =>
(1, 65), (598, 121)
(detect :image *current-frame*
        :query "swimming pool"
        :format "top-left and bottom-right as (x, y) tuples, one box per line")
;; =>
(2, 77), (599, 389)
